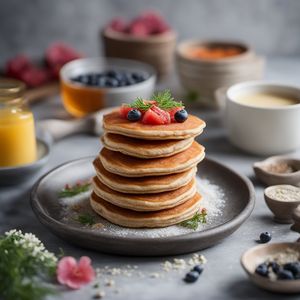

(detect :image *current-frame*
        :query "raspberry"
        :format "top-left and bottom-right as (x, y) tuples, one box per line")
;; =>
(46, 43), (82, 78)
(128, 20), (149, 36)
(5, 55), (32, 79)
(20, 67), (51, 88)
(108, 18), (127, 32)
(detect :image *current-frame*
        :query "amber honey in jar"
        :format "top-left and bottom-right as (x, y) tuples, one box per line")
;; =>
(61, 80), (105, 117)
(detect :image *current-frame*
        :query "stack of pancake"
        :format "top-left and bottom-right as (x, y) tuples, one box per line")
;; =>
(90, 110), (206, 228)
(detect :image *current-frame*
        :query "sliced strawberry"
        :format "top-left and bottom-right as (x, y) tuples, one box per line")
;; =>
(142, 106), (170, 125)
(168, 106), (184, 122)
(120, 105), (132, 118)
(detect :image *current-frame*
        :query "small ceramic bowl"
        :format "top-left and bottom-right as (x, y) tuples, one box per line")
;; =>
(241, 242), (300, 294)
(264, 185), (300, 223)
(224, 82), (300, 155)
(0, 128), (52, 186)
(254, 156), (300, 187)
(176, 40), (264, 108)
(102, 28), (176, 76)
(60, 57), (156, 117)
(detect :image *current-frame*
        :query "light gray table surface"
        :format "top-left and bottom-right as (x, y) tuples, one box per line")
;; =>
(1, 57), (300, 300)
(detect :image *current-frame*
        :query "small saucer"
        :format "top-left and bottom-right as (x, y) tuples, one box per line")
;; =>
(241, 243), (300, 294)
(264, 185), (300, 224)
(254, 156), (300, 187)
(0, 129), (52, 186)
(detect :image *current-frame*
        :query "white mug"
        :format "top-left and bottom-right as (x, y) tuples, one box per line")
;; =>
(218, 81), (300, 156)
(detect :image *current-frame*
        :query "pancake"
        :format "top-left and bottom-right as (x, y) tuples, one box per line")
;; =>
(90, 191), (202, 228)
(99, 141), (205, 177)
(92, 176), (197, 211)
(101, 133), (194, 159)
(103, 111), (206, 140)
(93, 158), (197, 193)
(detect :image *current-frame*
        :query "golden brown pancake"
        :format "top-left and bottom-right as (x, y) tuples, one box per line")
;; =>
(92, 176), (197, 211)
(103, 111), (206, 140)
(90, 191), (202, 228)
(99, 141), (205, 177)
(93, 158), (197, 194)
(101, 133), (194, 159)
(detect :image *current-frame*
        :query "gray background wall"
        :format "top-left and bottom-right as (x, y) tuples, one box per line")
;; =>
(1, 0), (300, 64)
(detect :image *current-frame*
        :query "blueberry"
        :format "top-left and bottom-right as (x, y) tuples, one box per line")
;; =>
(77, 74), (90, 85)
(105, 78), (119, 88)
(71, 76), (81, 82)
(184, 271), (199, 283)
(97, 77), (107, 87)
(268, 261), (280, 274)
(132, 72), (146, 83)
(118, 80), (128, 87)
(259, 232), (272, 243)
(105, 70), (117, 78)
(174, 109), (188, 123)
(193, 265), (204, 275)
(127, 109), (141, 122)
(255, 263), (269, 277)
(283, 262), (300, 279)
(125, 78), (136, 86)
(277, 269), (294, 280)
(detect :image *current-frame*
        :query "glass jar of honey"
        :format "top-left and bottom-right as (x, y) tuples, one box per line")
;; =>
(0, 79), (37, 167)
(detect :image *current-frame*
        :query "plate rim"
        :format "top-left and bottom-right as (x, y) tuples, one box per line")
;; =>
(31, 156), (255, 244)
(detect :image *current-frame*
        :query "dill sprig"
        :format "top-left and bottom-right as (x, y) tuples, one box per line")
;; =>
(180, 209), (207, 230)
(59, 182), (91, 198)
(127, 90), (183, 111)
(128, 97), (152, 110)
(153, 90), (183, 110)
(75, 213), (96, 226)
(0, 230), (58, 300)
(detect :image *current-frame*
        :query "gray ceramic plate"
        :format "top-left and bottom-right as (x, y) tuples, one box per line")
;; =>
(31, 157), (255, 256)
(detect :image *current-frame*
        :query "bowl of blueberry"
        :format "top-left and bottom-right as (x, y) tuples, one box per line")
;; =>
(241, 242), (300, 293)
(60, 57), (156, 117)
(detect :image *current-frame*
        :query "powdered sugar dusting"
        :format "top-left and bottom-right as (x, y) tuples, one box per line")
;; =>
(60, 176), (226, 238)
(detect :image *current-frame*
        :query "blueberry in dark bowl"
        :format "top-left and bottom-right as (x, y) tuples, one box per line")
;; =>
(277, 269), (294, 280)
(255, 263), (269, 277)
(127, 109), (142, 122)
(268, 261), (280, 274)
(283, 262), (300, 279)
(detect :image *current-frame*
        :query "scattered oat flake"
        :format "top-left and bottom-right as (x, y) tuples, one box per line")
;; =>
(92, 223), (105, 230)
(93, 291), (105, 299)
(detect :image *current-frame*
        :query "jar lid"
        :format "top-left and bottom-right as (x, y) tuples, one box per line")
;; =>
(0, 79), (25, 100)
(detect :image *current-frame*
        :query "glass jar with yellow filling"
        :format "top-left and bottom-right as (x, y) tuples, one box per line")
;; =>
(0, 79), (37, 167)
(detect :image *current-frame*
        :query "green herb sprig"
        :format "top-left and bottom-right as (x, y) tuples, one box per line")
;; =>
(0, 230), (58, 300)
(59, 182), (91, 198)
(129, 97), (153, 111)
(128, 90), (183, 111)
(74, 213), (96, 226)
(153, 89), (183, 110)
(180, 209), (207, 230)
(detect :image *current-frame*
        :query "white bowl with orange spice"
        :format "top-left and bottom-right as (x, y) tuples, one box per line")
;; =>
(176, 40), (264, 107)
(60, 57), (156, 117)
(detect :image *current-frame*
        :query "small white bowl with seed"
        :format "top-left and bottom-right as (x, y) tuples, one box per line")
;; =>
(264, 185), (300, 223)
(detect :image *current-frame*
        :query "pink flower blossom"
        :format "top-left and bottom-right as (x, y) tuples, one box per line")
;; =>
(57, 256), (95, 289)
